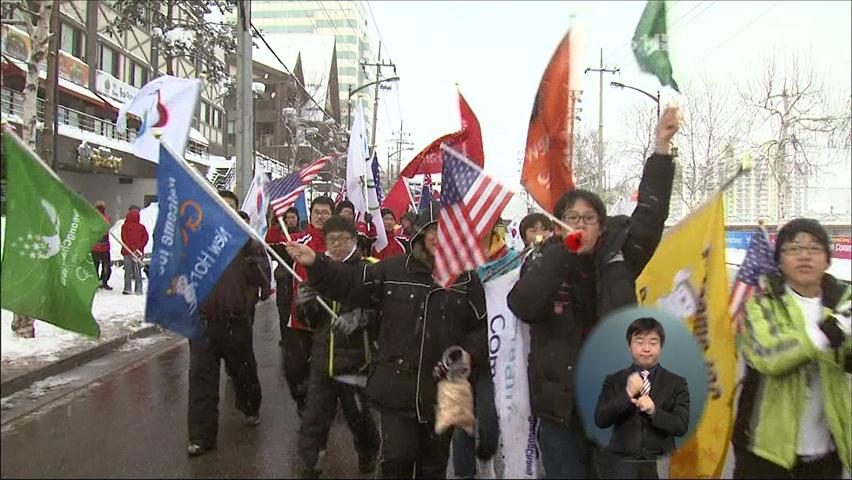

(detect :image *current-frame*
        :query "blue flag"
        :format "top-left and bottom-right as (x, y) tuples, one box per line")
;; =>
(295, 190), (308, 227)
(418, 174), (433, 211)
(371, 153), (384, 205)
(145, 144), (251, 339)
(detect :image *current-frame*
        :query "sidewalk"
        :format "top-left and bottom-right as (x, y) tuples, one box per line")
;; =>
(1, 268), (157, 397)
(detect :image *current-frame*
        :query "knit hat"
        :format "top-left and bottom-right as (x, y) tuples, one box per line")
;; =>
(411, 200), (441, 244)
(774, 218), (832, 264)
(94, 200), (106, 208)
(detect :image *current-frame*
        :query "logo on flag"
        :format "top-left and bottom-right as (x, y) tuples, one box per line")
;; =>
(116, 75), (202, 163)
(146, 144), (251, 339)
(266, 157), (330, 217)
(242, 162), (271, 236)
(434, 145), (512, 288)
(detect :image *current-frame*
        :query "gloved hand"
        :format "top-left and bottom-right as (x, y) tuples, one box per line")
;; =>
(819, 316), (846, 350)
(296, 284), (318, 306)
(334, 308), (370, 335)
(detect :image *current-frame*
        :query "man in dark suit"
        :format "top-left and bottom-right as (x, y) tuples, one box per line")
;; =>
(594, 317), (690, 479)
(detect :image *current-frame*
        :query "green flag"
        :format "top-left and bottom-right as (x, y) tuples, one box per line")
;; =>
(1, 129), (108, 337)
(632, 0), (680, 92)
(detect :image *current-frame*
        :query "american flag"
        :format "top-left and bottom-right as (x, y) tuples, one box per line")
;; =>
(267, 157), (330, 217)
(334, 185), (347, 205)
(435, 145), (512, 288)
(729, 227), (779, 324)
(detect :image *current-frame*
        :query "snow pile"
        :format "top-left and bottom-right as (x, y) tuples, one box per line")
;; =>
(1, 266), (148, 365)
(25, 375), (79, 400)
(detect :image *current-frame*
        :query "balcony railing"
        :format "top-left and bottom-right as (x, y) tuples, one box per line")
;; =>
(1, 88), (210, 162)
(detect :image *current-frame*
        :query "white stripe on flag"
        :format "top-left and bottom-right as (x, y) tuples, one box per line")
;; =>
(473, 187), (512, 235)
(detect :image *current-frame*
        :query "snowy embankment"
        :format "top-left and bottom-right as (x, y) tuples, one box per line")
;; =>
(1, 267), (148, 380)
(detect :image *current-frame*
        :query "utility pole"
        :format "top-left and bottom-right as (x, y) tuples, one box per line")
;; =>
(235, 2), (253, 200)
(390, 121), (413, 179)
(584, 49), (619, 192)
(361, 41), (396, 150)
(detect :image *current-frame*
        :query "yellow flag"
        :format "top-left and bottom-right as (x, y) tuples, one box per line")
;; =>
(635, 193), (735, 479)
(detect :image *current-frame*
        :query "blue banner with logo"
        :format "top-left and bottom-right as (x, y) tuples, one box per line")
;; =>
(725, 231), (755, 250)
(145, 144), (251, 339)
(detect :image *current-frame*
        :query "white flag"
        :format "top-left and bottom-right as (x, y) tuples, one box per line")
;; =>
(242, 161), (270, 237)
(116, 75), (201, 163)
(484, 266), (538, 479)
(346, 103), (387, 251)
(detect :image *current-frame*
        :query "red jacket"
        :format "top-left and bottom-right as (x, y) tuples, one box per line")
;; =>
(121, 209), (149, 256)
(288, 224), (326, 331)
(373, 232), (407, 260)
(92, 207), (111, 253)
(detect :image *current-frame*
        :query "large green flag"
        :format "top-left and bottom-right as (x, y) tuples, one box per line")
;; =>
(1, 129), (107, 337)
(632, 0), (680, 92)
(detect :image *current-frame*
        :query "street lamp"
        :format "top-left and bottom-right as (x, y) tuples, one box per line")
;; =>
(610, 81), (660, 120)
(347, 76), (400, 130)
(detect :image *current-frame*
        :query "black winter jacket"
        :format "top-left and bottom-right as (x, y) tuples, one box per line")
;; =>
(200, 239), (271, 320)
(507, 153), (675, 425)
(299, 250), (378, 379)
(307, 248), (487, 422)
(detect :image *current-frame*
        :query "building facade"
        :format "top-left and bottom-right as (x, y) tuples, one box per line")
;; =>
(1, 0), (227, 221)
(250, 0), (374, 131)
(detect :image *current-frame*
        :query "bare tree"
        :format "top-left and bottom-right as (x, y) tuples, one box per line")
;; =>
(677, 74), (751, 211)
(2, 0), (54, 146)
(2, 0), (57, 338)
(742, 55), (849, 221)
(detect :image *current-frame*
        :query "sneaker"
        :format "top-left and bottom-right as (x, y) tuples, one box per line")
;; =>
(103, 284), (113, 291)
(244, 414), (261, 426)
(187, 443), (207, 457)
(122, 291), (131, 295)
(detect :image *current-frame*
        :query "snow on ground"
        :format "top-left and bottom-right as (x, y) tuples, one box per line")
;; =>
(1, 266), (148, 377)
(24, 375), (79, 400)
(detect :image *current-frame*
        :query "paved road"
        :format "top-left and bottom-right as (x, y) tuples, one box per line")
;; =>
(0, 299), (363, 478)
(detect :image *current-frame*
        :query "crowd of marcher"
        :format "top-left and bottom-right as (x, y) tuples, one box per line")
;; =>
(87, 105), (850, 479)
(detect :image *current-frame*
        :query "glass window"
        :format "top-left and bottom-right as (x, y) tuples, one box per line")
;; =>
(200, 102), (209, 124)
(127, 60), (148, 88)
(227, 120), (235, 135)
(99, 44), (120, 77)
(60, 23), (85, 60)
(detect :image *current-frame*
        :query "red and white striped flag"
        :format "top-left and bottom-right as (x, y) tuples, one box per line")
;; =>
(334, 184), (347, 205)
(435, 144), (512, 288)
(266, 157), (330, 217)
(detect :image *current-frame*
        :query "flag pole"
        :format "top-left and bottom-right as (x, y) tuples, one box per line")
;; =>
(108, 230), (147, 267)
(158, 140), (338, 320)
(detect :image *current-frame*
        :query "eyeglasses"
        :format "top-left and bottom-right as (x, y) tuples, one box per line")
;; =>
(781, 244), (825, 257)
(326, 234), (353, 245)
(563, 213), (599, 226)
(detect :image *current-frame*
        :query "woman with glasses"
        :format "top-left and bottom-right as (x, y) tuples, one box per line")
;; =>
(507, 106), (680, 478)
(733, 218), (851, 479)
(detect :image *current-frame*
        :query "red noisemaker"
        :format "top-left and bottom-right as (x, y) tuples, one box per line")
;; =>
(564, 230), (583, 252)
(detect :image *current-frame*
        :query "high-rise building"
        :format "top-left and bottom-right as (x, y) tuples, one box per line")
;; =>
(250, 1), (374, 131)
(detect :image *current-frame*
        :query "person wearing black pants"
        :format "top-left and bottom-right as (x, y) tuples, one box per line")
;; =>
(186, 192), (271, 457)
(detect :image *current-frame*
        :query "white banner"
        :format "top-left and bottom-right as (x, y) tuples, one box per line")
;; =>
(345, 103), (387, 252)
(484, 267), (538, 479)
(242, 162), (270, 238)
(116, 75), (201, 163)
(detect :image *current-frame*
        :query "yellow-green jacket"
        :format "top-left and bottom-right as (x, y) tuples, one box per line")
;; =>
(733, 273), (851, 471)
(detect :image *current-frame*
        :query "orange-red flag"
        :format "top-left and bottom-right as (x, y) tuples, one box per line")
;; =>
(521, 30), (577, 212)
(458, 90), (485, 166)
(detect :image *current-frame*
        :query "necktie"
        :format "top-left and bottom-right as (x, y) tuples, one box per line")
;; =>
(640, 370), (651, 397)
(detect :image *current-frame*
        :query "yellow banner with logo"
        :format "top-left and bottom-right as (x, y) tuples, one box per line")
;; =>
(635, 193), (735, 479)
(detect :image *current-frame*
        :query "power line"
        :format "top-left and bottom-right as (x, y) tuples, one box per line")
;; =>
(250, 23), (339, 123)
(684, 0), (781, 70)
(364, 0), (390, 60)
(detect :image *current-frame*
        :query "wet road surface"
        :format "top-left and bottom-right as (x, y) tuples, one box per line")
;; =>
(1, 299), (363, 478)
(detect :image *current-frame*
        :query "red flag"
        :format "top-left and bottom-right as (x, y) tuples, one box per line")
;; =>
(381, 176), (414, 220)
(399, 130), (468, 178)
(521, 30), (577, 213)
(458, 90), (485, 167)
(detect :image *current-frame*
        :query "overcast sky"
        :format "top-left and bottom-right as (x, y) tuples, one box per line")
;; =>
(366, 1), (851, 214)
